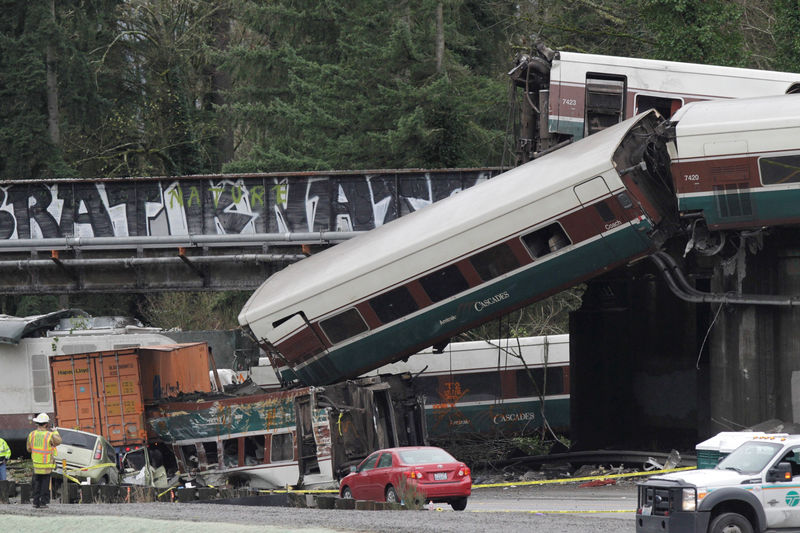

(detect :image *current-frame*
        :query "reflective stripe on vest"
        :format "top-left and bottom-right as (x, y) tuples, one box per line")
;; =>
(29, 430), (55, 470)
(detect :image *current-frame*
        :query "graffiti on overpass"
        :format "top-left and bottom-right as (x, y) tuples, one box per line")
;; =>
(0, 171), (495, 240)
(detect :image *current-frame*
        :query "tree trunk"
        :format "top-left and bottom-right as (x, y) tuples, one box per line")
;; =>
(435, 3), (444, 74)
(46, 0), (60, 147)
(210, 6), (233, 166)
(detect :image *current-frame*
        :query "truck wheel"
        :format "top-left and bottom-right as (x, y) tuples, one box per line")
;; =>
(709, 512), (753, 533)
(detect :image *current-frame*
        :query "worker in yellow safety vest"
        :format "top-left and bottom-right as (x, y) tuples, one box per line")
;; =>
(26, 413), (61, 509)
(0, 435), (10, 480)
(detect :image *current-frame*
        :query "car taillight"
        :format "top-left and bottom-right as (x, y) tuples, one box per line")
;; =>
(94, 449), (102, 460)
(458, 466), (471, 477)
(405, 470), (423, 479)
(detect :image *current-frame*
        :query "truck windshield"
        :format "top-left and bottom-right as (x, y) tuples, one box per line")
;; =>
(716, 441), (782, 474)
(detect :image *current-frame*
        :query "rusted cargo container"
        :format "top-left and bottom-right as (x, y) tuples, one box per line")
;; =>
(50, 343), (213, 447)
(138, 343), (213, 402)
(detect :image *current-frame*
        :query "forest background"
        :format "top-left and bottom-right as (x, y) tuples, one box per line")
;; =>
(2, 0), (798, 335)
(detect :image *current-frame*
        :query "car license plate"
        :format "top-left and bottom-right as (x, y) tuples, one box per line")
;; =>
(434, 472), (447, 480)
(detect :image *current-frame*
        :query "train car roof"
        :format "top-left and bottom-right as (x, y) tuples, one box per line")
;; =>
(239, 112), (653, 327)
(670, 93), (800, 138)
(557, 51), (800, 85)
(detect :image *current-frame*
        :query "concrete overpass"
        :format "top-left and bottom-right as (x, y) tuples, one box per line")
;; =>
(0, 168), (500, 293)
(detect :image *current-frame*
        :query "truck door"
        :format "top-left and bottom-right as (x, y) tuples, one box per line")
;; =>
(762, 446), (800, 528)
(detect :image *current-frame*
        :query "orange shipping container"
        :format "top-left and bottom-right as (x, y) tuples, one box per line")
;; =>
(50, 343), (213, 447)
(50, 348), (147, 446)
(138, 343), (212, 402)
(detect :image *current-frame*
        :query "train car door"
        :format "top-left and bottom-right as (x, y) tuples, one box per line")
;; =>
(573, 176), (642, 267)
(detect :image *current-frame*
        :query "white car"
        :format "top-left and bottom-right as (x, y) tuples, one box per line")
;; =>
(54, 427), (119, 485)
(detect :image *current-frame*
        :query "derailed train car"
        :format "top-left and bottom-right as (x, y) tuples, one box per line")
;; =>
(239, 93), (800, 388)
(370, 335), (571, 440)
(146, 375), (426, 486)
(667, 95), (800, 232)
(238, 109), (678, 386)
(509, 43), (800, 162)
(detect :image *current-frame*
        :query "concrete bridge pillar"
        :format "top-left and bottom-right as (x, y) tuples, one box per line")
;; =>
(707, 232), (800, 432)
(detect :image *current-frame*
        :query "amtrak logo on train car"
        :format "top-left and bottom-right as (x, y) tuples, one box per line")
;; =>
(474, 291), (510, 312)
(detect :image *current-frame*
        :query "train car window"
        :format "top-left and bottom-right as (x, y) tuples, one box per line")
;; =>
(759, 154), (800, 185)
(594, 201), (615, 223)
(271, 433), (294, 463)
(369, 286), (419, 324)
(244, 435), (265, 465)
(202, 442), (219, 468)
(319, 308), (369, 345)
(585, 74), (625, 136)
(635, 94), (683, 118)
(521, 223), (571, 259)
(469, 243), (521, 281)
(419, 264), (470, 302)
(515, 367), (565, 396)
(222, 438), (240, 467)
(451, 372), (501, 402)
(31, 354), (50, 403)
(181, 444), (200, 469)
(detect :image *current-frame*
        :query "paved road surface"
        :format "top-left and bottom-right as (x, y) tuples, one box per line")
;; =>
(0, 483), (639, 532)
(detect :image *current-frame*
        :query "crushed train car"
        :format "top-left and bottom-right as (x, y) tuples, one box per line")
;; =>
(147, 374), (426, 487)
(49, 343), (426, 489)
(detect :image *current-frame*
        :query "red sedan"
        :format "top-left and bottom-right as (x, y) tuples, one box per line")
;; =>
(338, 446), (472, 510)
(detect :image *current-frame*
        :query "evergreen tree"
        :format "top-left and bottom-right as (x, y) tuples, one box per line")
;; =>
(636, 0), (745, 66)
(0, 1), (73, 178)
(773, 0), (800, 73)
(223, 0), (511, 172)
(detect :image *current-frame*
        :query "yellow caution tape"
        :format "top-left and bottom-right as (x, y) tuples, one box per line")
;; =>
(64, 462), (117, 475)
(471, 466), (696, 489)
(158, 484), (181, 499)
(247, 467), (696, 494)
(258, 488), (339, 494)
(469, 509), (634, 514)
(148, 466), (696, 497)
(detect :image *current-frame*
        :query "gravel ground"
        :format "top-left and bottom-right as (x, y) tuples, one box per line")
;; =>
(0, 496), (635, 533)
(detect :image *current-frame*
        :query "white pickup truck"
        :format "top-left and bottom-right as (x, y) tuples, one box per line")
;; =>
(636, 435), (800, 533)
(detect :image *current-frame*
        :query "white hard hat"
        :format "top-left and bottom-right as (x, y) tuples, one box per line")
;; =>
(32, 413), (50, 424)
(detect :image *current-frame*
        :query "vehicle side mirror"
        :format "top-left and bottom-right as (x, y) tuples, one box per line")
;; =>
(767, 461), (793, 482)
(349, 466), (357, 473)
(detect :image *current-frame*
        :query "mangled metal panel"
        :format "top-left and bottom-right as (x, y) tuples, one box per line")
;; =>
(146, 388), (312, 443)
